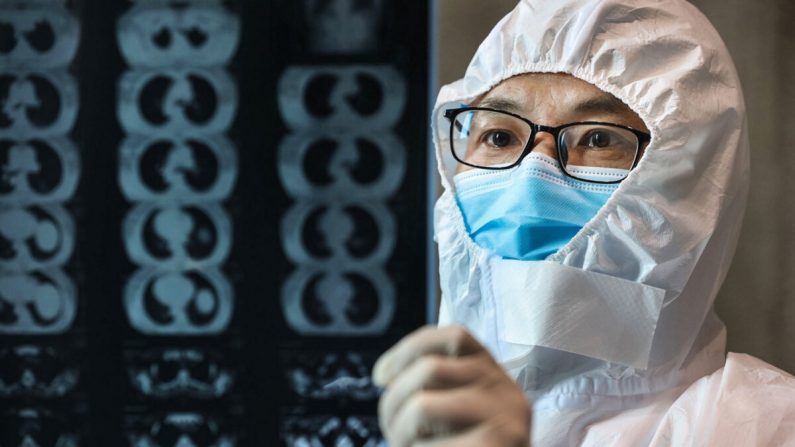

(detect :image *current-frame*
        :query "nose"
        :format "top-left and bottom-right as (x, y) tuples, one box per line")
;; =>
(530, 131), (558, 159)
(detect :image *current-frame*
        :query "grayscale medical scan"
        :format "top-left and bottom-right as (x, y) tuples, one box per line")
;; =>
(0, 0), (793, 446)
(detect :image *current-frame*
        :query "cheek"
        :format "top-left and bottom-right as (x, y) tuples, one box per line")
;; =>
(456, 163), (474, 174)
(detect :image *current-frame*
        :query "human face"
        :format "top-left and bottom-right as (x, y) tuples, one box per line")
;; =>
(455, 73), (649, 173)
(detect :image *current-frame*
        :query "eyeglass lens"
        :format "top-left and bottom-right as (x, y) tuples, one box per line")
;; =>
(449, 109), (638, 180)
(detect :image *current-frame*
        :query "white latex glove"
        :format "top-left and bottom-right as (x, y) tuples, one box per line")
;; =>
(373, 325), (532, 447)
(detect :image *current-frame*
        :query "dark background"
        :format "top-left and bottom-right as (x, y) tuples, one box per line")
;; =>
(0, 0), (429, 445)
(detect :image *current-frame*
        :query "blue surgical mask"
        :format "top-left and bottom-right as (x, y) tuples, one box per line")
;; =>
(453, 153), (627, 260)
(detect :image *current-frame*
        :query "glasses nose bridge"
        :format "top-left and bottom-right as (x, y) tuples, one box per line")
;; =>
(532, 122), (560, 139)
(524, 122), (559, 160)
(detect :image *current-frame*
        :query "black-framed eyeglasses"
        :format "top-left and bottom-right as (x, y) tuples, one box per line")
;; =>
(443, 107), (651, 184)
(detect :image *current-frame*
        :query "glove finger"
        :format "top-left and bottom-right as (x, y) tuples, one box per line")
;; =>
(379, 353), (490, 434)
(410, 415), (530, 447)
(386, 386), (493, 447)
(373, 325), (487, 386)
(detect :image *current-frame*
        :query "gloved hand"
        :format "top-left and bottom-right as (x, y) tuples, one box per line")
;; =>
(373, 325), (532, 446)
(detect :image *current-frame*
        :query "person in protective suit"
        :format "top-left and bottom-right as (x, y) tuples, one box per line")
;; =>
(372, 0), (795, 446)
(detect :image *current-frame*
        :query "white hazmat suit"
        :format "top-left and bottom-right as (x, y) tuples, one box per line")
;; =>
(432, 0), (795, 445)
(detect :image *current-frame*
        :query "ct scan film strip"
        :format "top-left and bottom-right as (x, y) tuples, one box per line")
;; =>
(116, 1), (242, 444)
(0, 1), (83, 445)
(277, 65), (407, 446)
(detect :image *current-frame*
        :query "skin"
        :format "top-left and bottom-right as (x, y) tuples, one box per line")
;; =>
(457, 73), (649, 173)
(373, 74), (650, 447)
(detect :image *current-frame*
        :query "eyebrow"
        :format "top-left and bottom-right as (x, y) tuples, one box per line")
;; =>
(572, 94), (633, 116)
(476, 92), (635, 122)
(476, 96), (524, 113)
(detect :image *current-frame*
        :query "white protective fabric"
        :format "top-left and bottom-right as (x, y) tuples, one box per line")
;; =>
(432, 0), (795, 445)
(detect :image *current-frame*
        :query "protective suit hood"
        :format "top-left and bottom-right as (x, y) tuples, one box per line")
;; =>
(433, 0), (750, 440)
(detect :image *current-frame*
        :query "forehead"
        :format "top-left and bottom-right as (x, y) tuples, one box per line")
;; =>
(476, 73), (646, 130)
(487, 73), (604, 101)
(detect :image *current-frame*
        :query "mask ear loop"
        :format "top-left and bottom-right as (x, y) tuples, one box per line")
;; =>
(434, 103), (459, 190)
(439, 102), (477, 189)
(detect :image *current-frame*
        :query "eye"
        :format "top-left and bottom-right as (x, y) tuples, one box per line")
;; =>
(584, 130), (615, 148)
(484, 130), (514, 148)
(560, 124), (639, 169)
